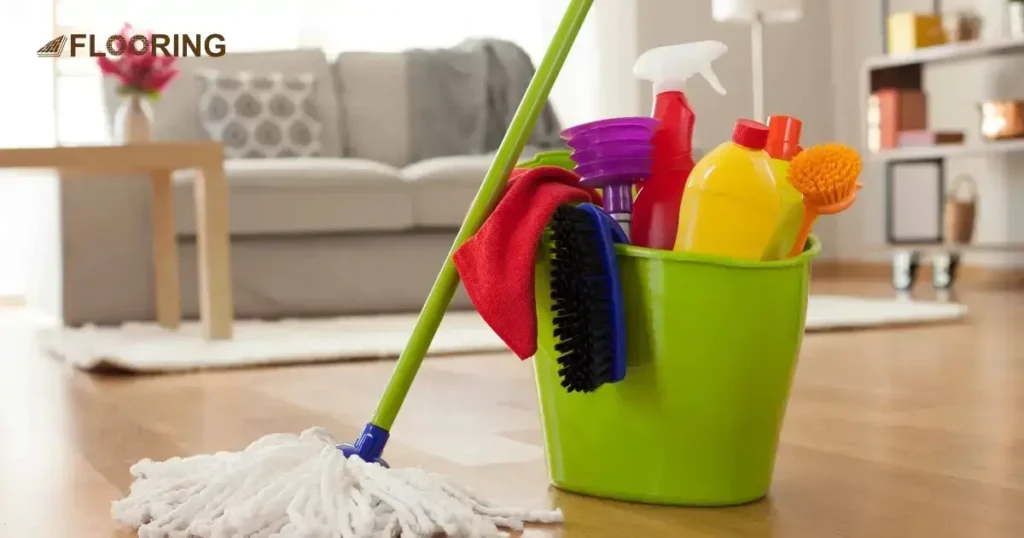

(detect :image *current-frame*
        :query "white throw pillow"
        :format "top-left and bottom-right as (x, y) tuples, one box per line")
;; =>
(196, 69), (324, 159)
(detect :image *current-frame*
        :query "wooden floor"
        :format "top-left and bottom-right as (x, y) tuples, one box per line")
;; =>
(0, 279), (1022, 537)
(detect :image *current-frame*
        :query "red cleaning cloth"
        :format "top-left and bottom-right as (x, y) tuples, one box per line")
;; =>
(454, 165), (599, 360)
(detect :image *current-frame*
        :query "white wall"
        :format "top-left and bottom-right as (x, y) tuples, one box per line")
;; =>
(0, 0), (60, 304)
(829, 0), (1024, 266)
(533, 0), (643, 127)
(590, 0), (643, 119)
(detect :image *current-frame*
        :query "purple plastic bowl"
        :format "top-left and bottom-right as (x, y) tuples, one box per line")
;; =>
(566, 129), (655, 150)
(575, 158), (653, 185)
(571, 143), (653, 165)
(560, 117), (660, 140)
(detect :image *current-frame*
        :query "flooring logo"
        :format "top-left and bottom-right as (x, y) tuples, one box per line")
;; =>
(37, 34), (226, 58)
(36, 35), (68, 57)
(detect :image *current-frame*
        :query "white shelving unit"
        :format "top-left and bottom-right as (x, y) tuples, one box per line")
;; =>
(880, 242), (1024, 253)
(866, 0), (1024, 290)
(865, 36), (1024, 70)
(868, 137), (1024, 163)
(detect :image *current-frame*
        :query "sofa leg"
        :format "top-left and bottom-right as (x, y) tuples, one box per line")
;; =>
(151, 169), (182, 330)
(193, 163), (234, 340)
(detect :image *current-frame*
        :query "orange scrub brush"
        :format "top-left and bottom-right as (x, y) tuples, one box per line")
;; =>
(786, 143), (863, 257)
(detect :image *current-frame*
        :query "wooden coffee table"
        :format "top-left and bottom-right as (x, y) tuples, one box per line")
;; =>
(0, 141), (234, 340)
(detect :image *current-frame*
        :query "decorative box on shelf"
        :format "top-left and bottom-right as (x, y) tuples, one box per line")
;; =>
(897, 130), (965, 147)
(867, 89), (927, 152)
(980, 100), (1024, 140)
(887, 12), (947, 54)
(943, 10), (982, 43)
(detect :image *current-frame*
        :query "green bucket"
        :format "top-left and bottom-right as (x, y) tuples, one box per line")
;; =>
(533, 235), (821, 506)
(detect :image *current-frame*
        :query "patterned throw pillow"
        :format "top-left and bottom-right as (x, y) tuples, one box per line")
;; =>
(196, 70), (324, 159)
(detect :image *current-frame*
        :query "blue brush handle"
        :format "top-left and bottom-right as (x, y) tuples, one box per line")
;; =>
(577, 203), (628, 384)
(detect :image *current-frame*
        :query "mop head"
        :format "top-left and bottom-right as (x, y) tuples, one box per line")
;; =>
(112, 428), (563, 537)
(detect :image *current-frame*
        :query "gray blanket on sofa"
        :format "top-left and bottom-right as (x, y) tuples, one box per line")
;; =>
(404, 39), (563, 162)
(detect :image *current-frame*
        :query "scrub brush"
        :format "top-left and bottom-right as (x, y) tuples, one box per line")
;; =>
(786, 143), (863, 257)
(548, 203), (628, 393)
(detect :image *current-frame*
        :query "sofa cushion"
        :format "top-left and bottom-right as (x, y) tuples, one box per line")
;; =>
(401, 149), (545, 227)
(195, 70), (325, 159)
(333, 52), (412, 168)
(173, 158), (414, 236)
(105, 49), (345, 157)
(401, 155), (491, 227)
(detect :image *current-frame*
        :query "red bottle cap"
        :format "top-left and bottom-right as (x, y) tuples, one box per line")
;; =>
(731, 119), (769, 150)
(765, 115), (803, 160)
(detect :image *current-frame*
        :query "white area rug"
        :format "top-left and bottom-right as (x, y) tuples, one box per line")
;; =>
(39, 295), (967, 374)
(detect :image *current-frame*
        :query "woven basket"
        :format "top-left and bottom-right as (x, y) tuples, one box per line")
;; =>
(944, 175), (977, 244)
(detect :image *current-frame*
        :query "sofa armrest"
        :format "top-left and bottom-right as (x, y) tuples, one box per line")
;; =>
(58, 171), (158, 325)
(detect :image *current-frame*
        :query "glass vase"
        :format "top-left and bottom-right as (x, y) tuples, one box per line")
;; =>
(112, 93), (153, 144)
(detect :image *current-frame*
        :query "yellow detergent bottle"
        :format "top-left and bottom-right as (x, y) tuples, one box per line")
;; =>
(673, 119), (781, 260)
(762, 115), (805, 260)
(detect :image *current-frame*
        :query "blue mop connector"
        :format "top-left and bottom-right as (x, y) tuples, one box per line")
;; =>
(337, 423), (390, 467)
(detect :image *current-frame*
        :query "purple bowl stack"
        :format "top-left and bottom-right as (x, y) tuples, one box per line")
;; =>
(561, 117), (659, 238)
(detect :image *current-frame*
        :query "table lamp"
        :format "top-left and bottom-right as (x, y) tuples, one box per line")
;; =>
(712, 0), (804, 122)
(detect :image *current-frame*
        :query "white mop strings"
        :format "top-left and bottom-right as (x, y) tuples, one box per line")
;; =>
(112, 427), (563, 538)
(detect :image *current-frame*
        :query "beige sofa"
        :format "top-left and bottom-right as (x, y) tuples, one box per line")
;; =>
(55, 48), (553, 325)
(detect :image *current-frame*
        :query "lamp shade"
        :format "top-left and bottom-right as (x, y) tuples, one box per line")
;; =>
(712, 0), (803, 24)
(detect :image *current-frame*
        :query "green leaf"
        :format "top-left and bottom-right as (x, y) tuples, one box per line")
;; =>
(114, 85), (163, 101)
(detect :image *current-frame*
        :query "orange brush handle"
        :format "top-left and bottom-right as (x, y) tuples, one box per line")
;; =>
(787, 189), (858, 257)
(788, 204), (818, 258)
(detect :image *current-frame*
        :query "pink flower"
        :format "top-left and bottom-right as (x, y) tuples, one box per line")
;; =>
(97, 22), (180, 99)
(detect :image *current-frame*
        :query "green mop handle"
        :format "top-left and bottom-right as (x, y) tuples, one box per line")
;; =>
(370, 0), (594, 430)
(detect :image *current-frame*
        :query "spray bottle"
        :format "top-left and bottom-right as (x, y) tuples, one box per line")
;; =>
(631, 41), (728, 250)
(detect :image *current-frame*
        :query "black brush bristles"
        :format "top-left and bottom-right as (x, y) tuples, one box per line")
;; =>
(548, 205), (616, 393)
